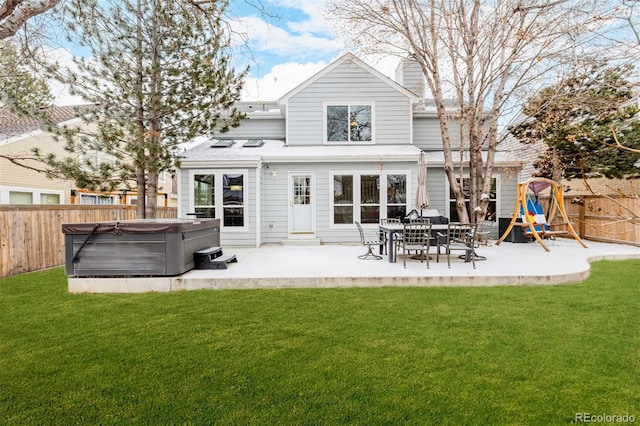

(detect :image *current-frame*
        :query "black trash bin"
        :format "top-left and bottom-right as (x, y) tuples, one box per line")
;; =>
(498, 218), (530, 243)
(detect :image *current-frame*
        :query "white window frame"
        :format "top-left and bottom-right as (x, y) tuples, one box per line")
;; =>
(79, 149), (117, 170)
(0, 186), (64, 205)
(329, 170), (411, 227)
(80, 194), (116, 205)
(445, 174), (500, 221)
(188, 169), (249, 231)
(323, 102), (375, 145)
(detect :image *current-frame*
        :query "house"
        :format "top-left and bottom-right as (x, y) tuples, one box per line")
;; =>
(177, 53), (520, 247)
(0, 106), (177, 206)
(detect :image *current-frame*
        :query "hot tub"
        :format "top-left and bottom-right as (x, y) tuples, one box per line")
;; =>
(62, 219), (220, 277)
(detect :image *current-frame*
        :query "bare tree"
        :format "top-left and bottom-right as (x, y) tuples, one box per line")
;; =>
(0, 0), (59, 39)
(327, 0), (609, 222)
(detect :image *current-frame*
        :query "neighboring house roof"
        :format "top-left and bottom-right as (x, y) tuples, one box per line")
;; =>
(499, 133), (546, 181)
(278, 52), (421, 104)
(0, 105), (91, 141)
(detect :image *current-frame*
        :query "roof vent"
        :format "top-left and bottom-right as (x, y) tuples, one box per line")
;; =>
(243, 139), (264, 148)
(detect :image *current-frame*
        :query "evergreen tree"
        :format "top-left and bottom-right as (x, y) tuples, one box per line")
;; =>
(39, 0), (246, 218)
(0, 39), (52, 114)
(509, 62), (640, 180)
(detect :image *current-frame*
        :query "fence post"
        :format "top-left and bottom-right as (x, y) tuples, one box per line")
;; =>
(578, 201), (586, 239)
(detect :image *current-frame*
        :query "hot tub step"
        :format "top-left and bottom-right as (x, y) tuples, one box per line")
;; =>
(194, 247), (237, 269)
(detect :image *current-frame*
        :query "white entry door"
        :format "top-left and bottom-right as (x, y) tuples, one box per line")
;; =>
(289, 173), (314, 236)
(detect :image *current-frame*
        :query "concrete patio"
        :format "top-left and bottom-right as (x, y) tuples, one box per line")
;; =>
(68, 238), (640, 293)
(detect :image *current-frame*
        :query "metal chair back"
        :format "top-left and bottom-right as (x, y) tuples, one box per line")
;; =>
(437, 223), (477, 268)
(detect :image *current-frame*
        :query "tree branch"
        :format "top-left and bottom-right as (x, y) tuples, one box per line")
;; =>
(0, 0), (59, 39)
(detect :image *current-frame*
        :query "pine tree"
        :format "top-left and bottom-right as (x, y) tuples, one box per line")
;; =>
(0, 40), (52, 113)
(40, 0), (247, 218)
(509, 62), (640, 180)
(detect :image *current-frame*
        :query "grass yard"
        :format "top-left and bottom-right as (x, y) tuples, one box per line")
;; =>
(1, 260), (639, 425)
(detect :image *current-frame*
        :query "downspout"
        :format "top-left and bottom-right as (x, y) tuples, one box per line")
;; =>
(255, 160), (262, 248)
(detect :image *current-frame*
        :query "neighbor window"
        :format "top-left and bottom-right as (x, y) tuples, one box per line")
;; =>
(80, 194), (115, 205)
(192, 171), (246, 228)
(9, 191), (33, 204)
(1, 188), (63, 204)
(326, 104), (372, 142)
(40, 193), (61, 204)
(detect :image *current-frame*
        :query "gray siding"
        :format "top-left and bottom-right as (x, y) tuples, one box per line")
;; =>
(260, 161), (433, 245)
(217, 115), (285, 140)
(395, 59), (424, 98)
(413, 115), (463, 151)
(286, 62), (413, 146)
(179, 161), (519, 246)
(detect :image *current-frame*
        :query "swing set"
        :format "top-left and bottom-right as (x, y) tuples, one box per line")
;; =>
(496, 177), (588, 252)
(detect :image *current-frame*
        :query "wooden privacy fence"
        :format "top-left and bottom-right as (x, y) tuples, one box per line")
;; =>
(562, 195), (639, 247)
(0, 205), (177, 278)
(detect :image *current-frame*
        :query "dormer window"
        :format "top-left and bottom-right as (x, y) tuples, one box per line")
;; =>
(326, 104), (373, 143)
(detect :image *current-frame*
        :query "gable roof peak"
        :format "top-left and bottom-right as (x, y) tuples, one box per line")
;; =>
(278, 52), (420, 103)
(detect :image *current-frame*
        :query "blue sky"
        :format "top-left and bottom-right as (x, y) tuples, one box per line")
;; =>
(51, 0), (395, 103)
(226, 0), (355, 101)
(49, 0), (639, 105)
(227, 0), (401, 101)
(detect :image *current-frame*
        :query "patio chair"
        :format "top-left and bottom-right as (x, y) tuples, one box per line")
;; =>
(356, 221), (383, 260)
(474, 220), (493, 247)
(436, 223), (477, 268)
(380, 218), (402, 254)
(394, 222), (432, 269)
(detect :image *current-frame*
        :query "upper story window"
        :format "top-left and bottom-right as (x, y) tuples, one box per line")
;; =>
(326, 104), (372, 143)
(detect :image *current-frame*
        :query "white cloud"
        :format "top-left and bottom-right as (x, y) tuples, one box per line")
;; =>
(240, 53), (403, 101)
(232, 15), (341, 61)
(275, 0), (336, 36)
(241, 60), (329, 101)
(44, 47), (88, 106)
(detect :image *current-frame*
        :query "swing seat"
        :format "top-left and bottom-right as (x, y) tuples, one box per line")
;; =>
(520, 214), (569, 239)
(519, 199), (568, 239)
(496, 177), (587, 252)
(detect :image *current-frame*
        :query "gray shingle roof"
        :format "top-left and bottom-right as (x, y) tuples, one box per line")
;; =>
(0, 105), (91, 140)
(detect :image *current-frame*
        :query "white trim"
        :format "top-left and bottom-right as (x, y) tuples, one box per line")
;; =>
(328, 170), (411, 228)
(287, 172), (316, 237)
(0, 186), (64, 204)
(188, 168), (250, 232)
(323, 102), (376, 145)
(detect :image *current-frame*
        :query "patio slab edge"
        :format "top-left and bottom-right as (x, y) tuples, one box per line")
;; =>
(66, 251), (640, 294)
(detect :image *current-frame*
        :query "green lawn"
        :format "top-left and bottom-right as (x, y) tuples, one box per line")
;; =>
(1, 260), (639, 425)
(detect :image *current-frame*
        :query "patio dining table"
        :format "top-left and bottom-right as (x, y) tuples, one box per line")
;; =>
(379, 223), (449, 263)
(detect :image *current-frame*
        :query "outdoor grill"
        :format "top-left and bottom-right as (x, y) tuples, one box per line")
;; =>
(62, 218), (220, 277)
